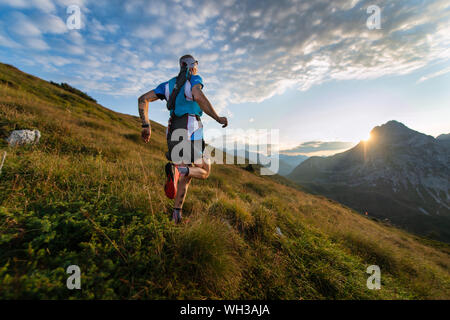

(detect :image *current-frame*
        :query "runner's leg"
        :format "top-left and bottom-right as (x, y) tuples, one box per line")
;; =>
(187, 157), (210, 179)
(173, 158), (209, 209)
(174, 173), (192, 209)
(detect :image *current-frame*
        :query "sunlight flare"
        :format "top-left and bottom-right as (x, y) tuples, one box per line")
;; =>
(363, 133), (372, 142)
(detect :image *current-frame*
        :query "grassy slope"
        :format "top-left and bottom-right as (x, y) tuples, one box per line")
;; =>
(0, 62), (449, 299)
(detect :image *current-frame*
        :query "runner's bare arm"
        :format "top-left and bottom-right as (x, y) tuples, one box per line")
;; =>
(138, 90), (159, 143)
(192, 84), (228, 128)
(138, 90), (159, 126)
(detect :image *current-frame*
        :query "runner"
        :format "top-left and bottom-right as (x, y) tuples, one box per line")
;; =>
(138, 54), (228, 224)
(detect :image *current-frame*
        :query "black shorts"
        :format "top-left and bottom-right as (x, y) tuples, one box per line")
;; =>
(166, 114), (205, 164)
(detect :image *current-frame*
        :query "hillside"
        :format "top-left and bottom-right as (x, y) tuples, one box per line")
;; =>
(0, 63), (449, 299)
(289, 121), (450, 243)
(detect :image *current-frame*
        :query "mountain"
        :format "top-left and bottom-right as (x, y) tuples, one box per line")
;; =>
(228, 148), (307, 176)
(289, 120), (450, 242)
(437, 133), (450, 141)
(1, 63), (449, 299)
(278, 154), (308, 176)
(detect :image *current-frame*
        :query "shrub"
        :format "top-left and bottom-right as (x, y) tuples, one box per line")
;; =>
(50, 82), (97, 103)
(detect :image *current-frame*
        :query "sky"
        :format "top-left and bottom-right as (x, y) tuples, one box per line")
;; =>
(0, 0), (449, 155)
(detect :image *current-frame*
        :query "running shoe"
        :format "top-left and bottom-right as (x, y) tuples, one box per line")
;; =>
(164, 162), (179, 199)
(172, 209), (182, 224)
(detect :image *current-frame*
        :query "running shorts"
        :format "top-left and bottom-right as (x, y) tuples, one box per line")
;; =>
(166, 113), (205, 164)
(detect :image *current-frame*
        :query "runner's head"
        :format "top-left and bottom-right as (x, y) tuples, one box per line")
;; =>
(179, 54), (198, 75)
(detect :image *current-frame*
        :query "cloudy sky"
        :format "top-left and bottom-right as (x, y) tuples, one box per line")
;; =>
(0, 0), (449, 153)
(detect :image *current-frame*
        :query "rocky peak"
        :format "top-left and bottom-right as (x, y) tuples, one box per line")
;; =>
(370, 120), (433, 147)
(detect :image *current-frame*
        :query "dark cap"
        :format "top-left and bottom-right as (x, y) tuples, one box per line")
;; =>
(179, 55), (198, 69)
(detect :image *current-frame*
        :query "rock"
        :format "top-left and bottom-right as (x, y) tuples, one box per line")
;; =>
(6, 130), (41, 146)
(0, 151), (6, 176)
(276, 227), (283, 236)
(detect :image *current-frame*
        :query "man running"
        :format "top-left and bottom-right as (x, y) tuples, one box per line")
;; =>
(138, 54), (228, 224)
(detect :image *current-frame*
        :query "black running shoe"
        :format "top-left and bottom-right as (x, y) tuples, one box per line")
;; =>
(172, 209), (182, 224)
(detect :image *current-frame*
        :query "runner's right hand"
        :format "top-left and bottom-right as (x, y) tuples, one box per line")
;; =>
(141, 127), (151, 143)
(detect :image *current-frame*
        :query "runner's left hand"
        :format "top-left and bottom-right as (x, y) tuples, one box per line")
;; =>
(217, 117), (228, 128)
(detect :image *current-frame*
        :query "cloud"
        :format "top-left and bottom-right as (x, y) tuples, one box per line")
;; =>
(417, 65), (450, 83)
(0, 0), (55, 12)
(9, 12), (42, 37)
(281, 141), (356, 156)
(0, 0), (26, 7)
(32, 0), (56, 12)
(54, 0), (88, 9)
(25, 37), (50, 50)
(37, 14), (67, 34)
(91, 18), (119, 35)
(1, 0), (449, 116)
(134, 25), (164, 39)
(5, 12), (50, 50)
(0, 24), (20, 48)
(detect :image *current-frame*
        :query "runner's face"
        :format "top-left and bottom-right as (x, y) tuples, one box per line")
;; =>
(190, 62), (198, 75)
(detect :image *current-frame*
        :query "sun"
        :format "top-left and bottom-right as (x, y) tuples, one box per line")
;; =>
(363, 133), (372, 142)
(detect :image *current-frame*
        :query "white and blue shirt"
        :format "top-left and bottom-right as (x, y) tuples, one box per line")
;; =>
(153, 75), (204, 117)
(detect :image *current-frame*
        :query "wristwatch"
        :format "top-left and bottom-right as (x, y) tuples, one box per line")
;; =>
(142, 123), (150, 128)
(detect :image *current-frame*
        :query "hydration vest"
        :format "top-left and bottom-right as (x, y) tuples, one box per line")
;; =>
(164, 71), (203, 117)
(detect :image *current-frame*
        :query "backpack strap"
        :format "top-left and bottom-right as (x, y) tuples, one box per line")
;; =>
(167, 66), (192, 114)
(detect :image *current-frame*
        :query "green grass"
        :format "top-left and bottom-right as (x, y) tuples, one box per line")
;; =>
(0, 62), (449, 299)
